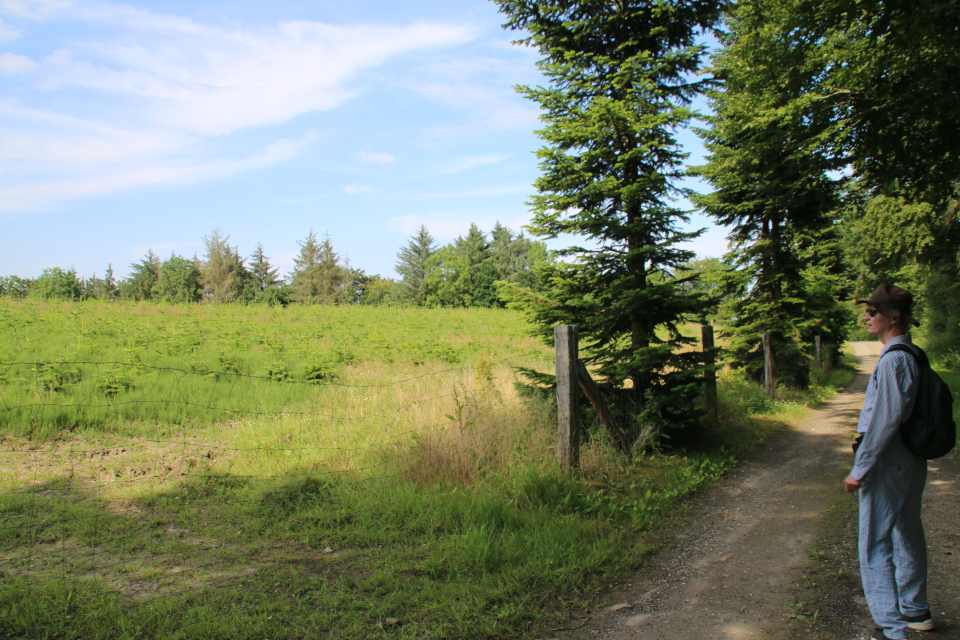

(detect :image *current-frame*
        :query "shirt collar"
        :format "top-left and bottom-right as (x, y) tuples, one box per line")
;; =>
(880, 334), (912, 355)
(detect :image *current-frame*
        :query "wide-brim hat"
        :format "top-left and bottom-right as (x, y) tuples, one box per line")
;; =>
(856, 284), (920, 326)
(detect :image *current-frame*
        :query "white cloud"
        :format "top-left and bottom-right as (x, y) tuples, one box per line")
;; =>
(0, 51), (35, 73)
(0, 134), (312, 211)
(409, 54), (541, 136)
(0, 2), (478, 210)
(355, 148), (396, 165)
(438, 154), (506, 174)
(36, 13), (475, 136)
(0, 18), (19, 41)
(0, 0), (71, 20)
(343, 184), (373, 195)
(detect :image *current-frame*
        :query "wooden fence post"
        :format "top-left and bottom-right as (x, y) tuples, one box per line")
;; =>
(702, 323), (718, 418)
(815, 335), (823, 369)
(763, 331), (775, 397)
(554, 324), (580, 469)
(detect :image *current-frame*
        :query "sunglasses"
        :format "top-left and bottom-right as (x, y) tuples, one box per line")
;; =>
(865, 308), (880, 317)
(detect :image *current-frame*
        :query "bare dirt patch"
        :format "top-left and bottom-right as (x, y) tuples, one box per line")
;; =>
(544, 342), (960, 640)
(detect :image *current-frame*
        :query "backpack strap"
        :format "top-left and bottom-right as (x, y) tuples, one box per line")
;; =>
(882, 342), (930, 369)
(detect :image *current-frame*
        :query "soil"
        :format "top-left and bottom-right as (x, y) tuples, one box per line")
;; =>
(542, 341), (960, 640)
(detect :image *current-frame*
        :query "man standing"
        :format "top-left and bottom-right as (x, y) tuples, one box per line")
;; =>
(845, 284), (934, 640)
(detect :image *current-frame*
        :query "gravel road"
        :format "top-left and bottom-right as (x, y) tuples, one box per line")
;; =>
(545, 341), (960, 640)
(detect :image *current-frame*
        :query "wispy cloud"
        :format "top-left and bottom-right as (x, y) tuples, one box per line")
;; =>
(343, 184), (373, 195)
(409, 53), (541, 137)
(34, 16), (475, 136)
(355, 148), (396, 165)
(0, 51), (35, 73)
(0, 18), (19, 41)
(0, 0), (72, 20)
(0, 1), (477, 210)
(0, 134), (312, 211)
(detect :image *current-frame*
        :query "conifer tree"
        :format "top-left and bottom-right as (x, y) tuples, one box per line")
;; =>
(154, 254), (203, 303)
(495, 0), (720, 445)
(394, 225), (436, 306)
(692, 0), (853, 385)
(124, 249), (161, 301)
(249, 243), (281, 292)
(201, 228), (249, 303)
(289, 231), (348, 305)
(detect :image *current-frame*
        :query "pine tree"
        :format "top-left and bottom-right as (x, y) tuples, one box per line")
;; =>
(154, 254), (203, 303)
(30, 267), (82, 300)
(692, 0), (851, 385)
(495, 0), (720, 446)
(201, 228), (248, 303)
(249, 243), (281, 292)
(124, 249), (161, 301)
(289, 231), (348, 305)
(395, 225), (436, 306)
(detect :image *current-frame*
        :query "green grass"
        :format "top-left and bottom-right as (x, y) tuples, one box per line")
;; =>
(0, 300), (548, 439)
(0, 300), (858, 639)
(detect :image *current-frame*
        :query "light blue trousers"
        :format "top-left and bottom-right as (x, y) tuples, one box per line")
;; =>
(858, 436), (929, 640)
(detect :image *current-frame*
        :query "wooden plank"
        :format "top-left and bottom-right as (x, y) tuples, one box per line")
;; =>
(554, 324), (579, 469)
(702, 323), (718, 418)
(763, 331), (775, 397)
(576, 359), (624, 452)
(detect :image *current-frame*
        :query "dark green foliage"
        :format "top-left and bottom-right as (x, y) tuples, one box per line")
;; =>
(0, 275), (32, 299)
(423, 223), (546, 308)
(288, 230), (349, 305)
(30, 267), (82, 301)
(248, 243), (282, 293)
(495, 0), (720, 446)
(153, 254), (202, 303)
(395, 225), (436, 305)
(692, 0), (852, 386)
(122, 249), (161, 301)
(201, 228), (252, 303)
(82, 265), (119, 301)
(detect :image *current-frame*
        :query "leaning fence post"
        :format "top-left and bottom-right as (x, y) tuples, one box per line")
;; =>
(702, 323), (718, 418)
(554, 324), (580, 470)
(815, 335), (823, 369)
(763, 331), (775, 397)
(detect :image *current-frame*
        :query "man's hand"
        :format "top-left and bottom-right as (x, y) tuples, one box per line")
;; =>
(845, 475), (861, 493)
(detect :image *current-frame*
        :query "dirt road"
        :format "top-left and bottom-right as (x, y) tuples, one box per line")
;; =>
(548, 342), (960, 640)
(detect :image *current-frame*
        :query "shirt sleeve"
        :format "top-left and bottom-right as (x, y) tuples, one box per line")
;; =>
(850, 352), (918, 480)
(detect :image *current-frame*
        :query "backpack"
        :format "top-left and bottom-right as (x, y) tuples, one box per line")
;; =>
(882, 343), (956, 460)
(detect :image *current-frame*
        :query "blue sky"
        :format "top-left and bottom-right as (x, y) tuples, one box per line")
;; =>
(0, 0), (728, 282)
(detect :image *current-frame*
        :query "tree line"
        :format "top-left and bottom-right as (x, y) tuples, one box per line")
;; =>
(0, 223), (549, 308)
(492, 0), (960, 449)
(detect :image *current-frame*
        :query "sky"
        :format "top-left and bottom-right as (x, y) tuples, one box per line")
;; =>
(0, 0), (729, 282)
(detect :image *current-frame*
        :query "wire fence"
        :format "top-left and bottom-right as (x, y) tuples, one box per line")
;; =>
(0, 351), (550, 636)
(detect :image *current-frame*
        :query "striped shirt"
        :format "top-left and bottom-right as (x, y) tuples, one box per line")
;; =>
(850, 334), (920, 481)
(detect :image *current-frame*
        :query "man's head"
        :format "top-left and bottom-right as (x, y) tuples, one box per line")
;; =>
(857, 284), (919, 340)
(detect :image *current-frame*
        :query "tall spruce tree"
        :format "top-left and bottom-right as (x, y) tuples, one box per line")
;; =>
(124, 249), (161, 301)
(288, 231), (348, 305)
(394, 225), (436, 306)
(249, 243), (282, 293)
(201, 228), (249, 303)
(691, 0), (851, 386)
(495, 0), (720, 446)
